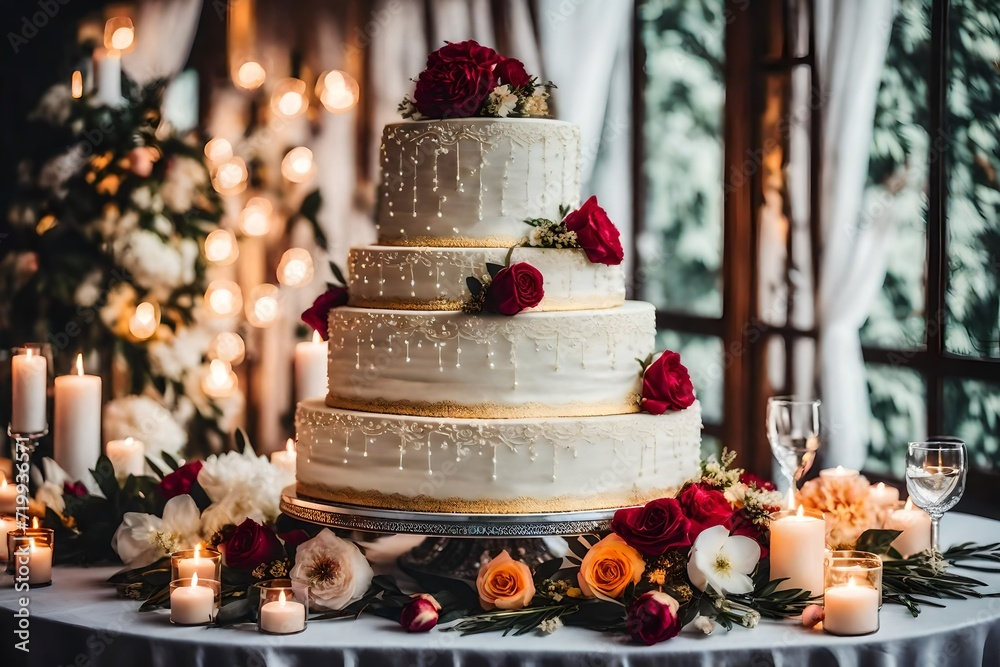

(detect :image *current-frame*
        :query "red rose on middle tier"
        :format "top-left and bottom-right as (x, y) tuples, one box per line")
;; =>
(483, 262), (544, 315)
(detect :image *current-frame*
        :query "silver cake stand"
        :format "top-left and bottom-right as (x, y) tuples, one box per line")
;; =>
(280, 486), (618, 578)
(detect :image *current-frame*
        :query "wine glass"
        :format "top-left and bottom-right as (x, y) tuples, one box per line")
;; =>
(766, 396), (821, 492)
(905, 439), (967, 554)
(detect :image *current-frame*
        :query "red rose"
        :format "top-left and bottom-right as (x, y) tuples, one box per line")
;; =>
(483, 262), (544, 316)
(278, 529), (311, 555)
(413, 41), (500, 118)
(220, 518), (285, 572)
(611, 497), (691, 556)
(563, 196), (624, 266)
(677, 483), (734, 542)
(627, 591), (682, 645)
(399, 594), (441, 632)
(301, 287), (349, 340)
(63, 481), (88, 497)
(729, 509), (770, 559)
(158, 461), (203, 499)
(641, 350), (696, 414)
(739, 471), (777, 492)
(494, 57), (530, 88)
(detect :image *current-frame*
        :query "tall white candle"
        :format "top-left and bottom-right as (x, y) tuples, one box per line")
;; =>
(0, 478), (16, 515)
(270, 439), (297, 476)
(54, 354), (103, 481)
(94, 48), (122, 107)
(105, 437), (145, 479)
(0, 515), (17, 561)
(259, 590), (306, 634)
(11, 348), (47, 434)
(294, 331), (328, 402)
(170, 574), (216, 625)
(769, 505), (826, 595)
(824, 582), (879, 635)
(883, 499), (932, 558)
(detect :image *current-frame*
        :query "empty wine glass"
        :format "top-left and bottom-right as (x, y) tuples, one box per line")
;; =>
(766, 396), (821, 491)
(905, 439), (967, 553)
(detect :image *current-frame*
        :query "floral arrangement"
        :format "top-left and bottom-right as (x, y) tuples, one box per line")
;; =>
(2, 78), (240, 455)
(523, 196), (624, 266)
(399, 41), (551, 120)
(797, 473), (879, 548)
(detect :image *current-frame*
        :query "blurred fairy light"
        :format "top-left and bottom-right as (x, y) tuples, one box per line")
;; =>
(271, 78), (308, 118)
(281, 147), (315, 183)
(104, 17), (135, 51)
(205, 280), (243, 317)
(234, 61), (266, 90)
(277, 248), (314, 287)
(210, 332), (246, 365)
(246, 284), (280, 327)
(238, 197), (273, 236)
(204, 137), (234, 165)
(201, 359), (237, 399)
(212, 156), (248, 195)
(316, 70), (360, 113)
(204, 229), (239, 265)
(71, 71), (83, 99)
(128, 301), (158, 340)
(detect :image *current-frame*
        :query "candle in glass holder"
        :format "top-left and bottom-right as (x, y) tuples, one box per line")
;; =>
(170, 574), (216, 625)
(54, 354), (103, 482)
(769, 504), (826, 595)
(105, 437), (145, 479)
(174, 545), (220, 581)
(270, 439), (297, 476)
(823, 553), (881, 636)
(260, 590), (306, 634)
(0, 478), (16, 515)
(11, 346), (47, 434)
(819, 465), (860, 481)
(883, 499), (931, 558)
(869, 482), (900, 508)
(10, 530), (54, 585)
(0, 515), (18, 560)
(25, 537), (53, 585)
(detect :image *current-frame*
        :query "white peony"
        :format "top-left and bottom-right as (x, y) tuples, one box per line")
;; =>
(488, 84), (518, 118)
(99, 282), (137, 330)
(74, 270), (104, 308)
(160, 156), (208, 213)
(131, 186), (152, 210)
(113, 230), (198, 296)
(103, 395), (187, 460)
(112, 494), (202, 567)
(687, 525), (760, 596)
(289, 529), (373, 611)
(197, 447), (293, 534)
(148, 327), (211, 381)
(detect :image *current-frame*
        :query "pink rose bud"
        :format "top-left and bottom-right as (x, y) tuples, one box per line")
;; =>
(802, 604), (825, 629)
(399, 596), (440, 633)
(627, 591), (682, 646)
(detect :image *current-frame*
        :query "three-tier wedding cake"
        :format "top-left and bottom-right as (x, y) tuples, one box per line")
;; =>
(295, 42), (702, 514)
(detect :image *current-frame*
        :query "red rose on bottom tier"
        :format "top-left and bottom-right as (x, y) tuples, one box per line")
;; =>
(641, 350), (696, 414)
(483, 262), (544, 315)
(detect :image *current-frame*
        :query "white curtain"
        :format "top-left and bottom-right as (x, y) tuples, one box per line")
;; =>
(814, 0), (897, 469)
(122, 0), (204, 84)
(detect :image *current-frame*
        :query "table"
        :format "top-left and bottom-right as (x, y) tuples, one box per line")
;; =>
(2, 514), (999, 667)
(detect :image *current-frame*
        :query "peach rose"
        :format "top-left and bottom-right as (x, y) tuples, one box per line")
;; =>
(578, 534), (646, 599)
(476, 550), (535, 610)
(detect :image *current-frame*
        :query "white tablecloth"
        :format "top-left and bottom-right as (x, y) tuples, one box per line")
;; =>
(2, 514), (999, 667)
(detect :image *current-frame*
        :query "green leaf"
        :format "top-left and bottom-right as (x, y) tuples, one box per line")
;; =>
(214, 598), (254, 627)
(298, 190), (327, 250)
(329, 262), (347, 287)
(533, 557), (565, 582)
(466, 276), (484, 297)
(486, 263), (504, 279)
(160, 451), (181, 472)
(855, 528), (903, 555)
(144, 457), (166, 479)
(235, 427), (250, 454)
(91, 456), (120, 502)
(566, 537), (591, 560)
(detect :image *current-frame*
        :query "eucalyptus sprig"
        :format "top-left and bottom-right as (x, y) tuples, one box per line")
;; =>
(444, 604), (579, 637)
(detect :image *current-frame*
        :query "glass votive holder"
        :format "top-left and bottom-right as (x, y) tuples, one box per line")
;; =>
(6, 527), (54, 586)
(170, 546), (222, 582)
(823, 553), (882, 636)
(826, 550), (883, 608)
(0, 514), (19, 562)
(256, 579), (309, 635)
(169, 576), (221, 625)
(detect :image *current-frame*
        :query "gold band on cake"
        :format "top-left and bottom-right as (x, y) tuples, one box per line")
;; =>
(324, 394), (642, 419)
(376, 234), (526, 248)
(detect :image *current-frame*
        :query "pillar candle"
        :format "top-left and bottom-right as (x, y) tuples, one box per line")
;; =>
(11, 348), (47, 434)
(294, 331), (328, 402)
(869, 482), (900, 508)
(54, 354), (103, 482)
(883, 499), (932, 558)
(819, 465), (859, 481)
(823, 582), (879, 635)
(94, 48), (122, 107)
(0, 515), (18, 561)
(259, 591), (306, 634)
(0, 479), (16, 515)
(769, 506), (826, 594)
(105, 437), (145, 479)
(270, 439), (296, 476)
(170, 576), (216, 625)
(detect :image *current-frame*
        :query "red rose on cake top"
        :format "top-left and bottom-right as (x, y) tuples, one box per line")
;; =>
(640, 350), (696, 414)
(494, 57), (531, 88)
(413, 41), (501, 119)
(563, 196), (624, 266)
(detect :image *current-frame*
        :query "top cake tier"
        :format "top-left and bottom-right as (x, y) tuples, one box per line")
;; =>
(377, 119), (581, 247)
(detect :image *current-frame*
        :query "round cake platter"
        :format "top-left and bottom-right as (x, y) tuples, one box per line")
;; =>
(280, 486), (622, 578)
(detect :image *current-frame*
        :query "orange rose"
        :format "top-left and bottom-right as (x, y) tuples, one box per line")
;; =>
(578, 534), (646, 599)
(476, 550), (535, 610)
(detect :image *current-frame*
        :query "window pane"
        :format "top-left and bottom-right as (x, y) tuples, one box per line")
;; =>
(860, 0), (931, 350)
(944, 0), (1000, 359)
(865, 363), (927, 477)
(654, 329), (723, 425)
(943, 377), (1000, 473)
(701, 434), (722, 465)
(639, 0), (724, 316)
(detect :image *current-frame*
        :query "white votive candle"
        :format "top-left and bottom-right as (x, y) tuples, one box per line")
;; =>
(883, 499), (932, 558)
(54, 354), (103, 481)
(106, 437), (145, 479)
(170, 575), (216, 625)
(294, 330), (328, 402)
(869, 482), (900, 508)
(270, 439), (297, 476)
(177, 546), (218, 581)
(0, 478), (17, 515)
(769, 505), (826, 595)
(0, 515), (18, 561)
(824, 582), (879, 635)
(23, 538), (53, 585)
(11, 348), (47, 434)
(819, 465), (860, 481)
(260, 591), (306, 634)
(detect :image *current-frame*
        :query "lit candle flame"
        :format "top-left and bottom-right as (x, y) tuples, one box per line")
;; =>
(76, 353), (84, 376)
(71, 70), (83, 98)
(286, 438), (295, 454)
(796, 504), (805, 518)
(32, 517), (39, 529)
(193, 544), (201, 560)
(876, 482), (886, 491)
(904, 498), (913, 511)
(124, 436), (134, 447)
(192, 572), (199, 587)
(26, 347), (34, 360)
(835, 465), (845, 474)
(279, 590), (287, 606)
(787, 487), (796, 511)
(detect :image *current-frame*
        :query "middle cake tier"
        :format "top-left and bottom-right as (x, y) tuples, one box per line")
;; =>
(326, 301), (654, 419)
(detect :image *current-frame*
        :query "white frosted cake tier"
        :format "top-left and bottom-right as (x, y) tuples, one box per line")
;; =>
(347, 245), (625, 311)
(295, 400), (702, 513)
(326, 302), (654, 418)
(376, 119), (581, 247)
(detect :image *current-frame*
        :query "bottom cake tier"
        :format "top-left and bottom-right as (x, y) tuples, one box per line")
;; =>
(295, 400), (703, 514)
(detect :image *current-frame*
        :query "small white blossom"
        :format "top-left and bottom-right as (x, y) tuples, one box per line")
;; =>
(693, 615), (715, 635)
(537, 617), (563, 634)
(741, 610), (761, 628)
(488, 84), (518, 118)
(527, 227), (544, 246)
